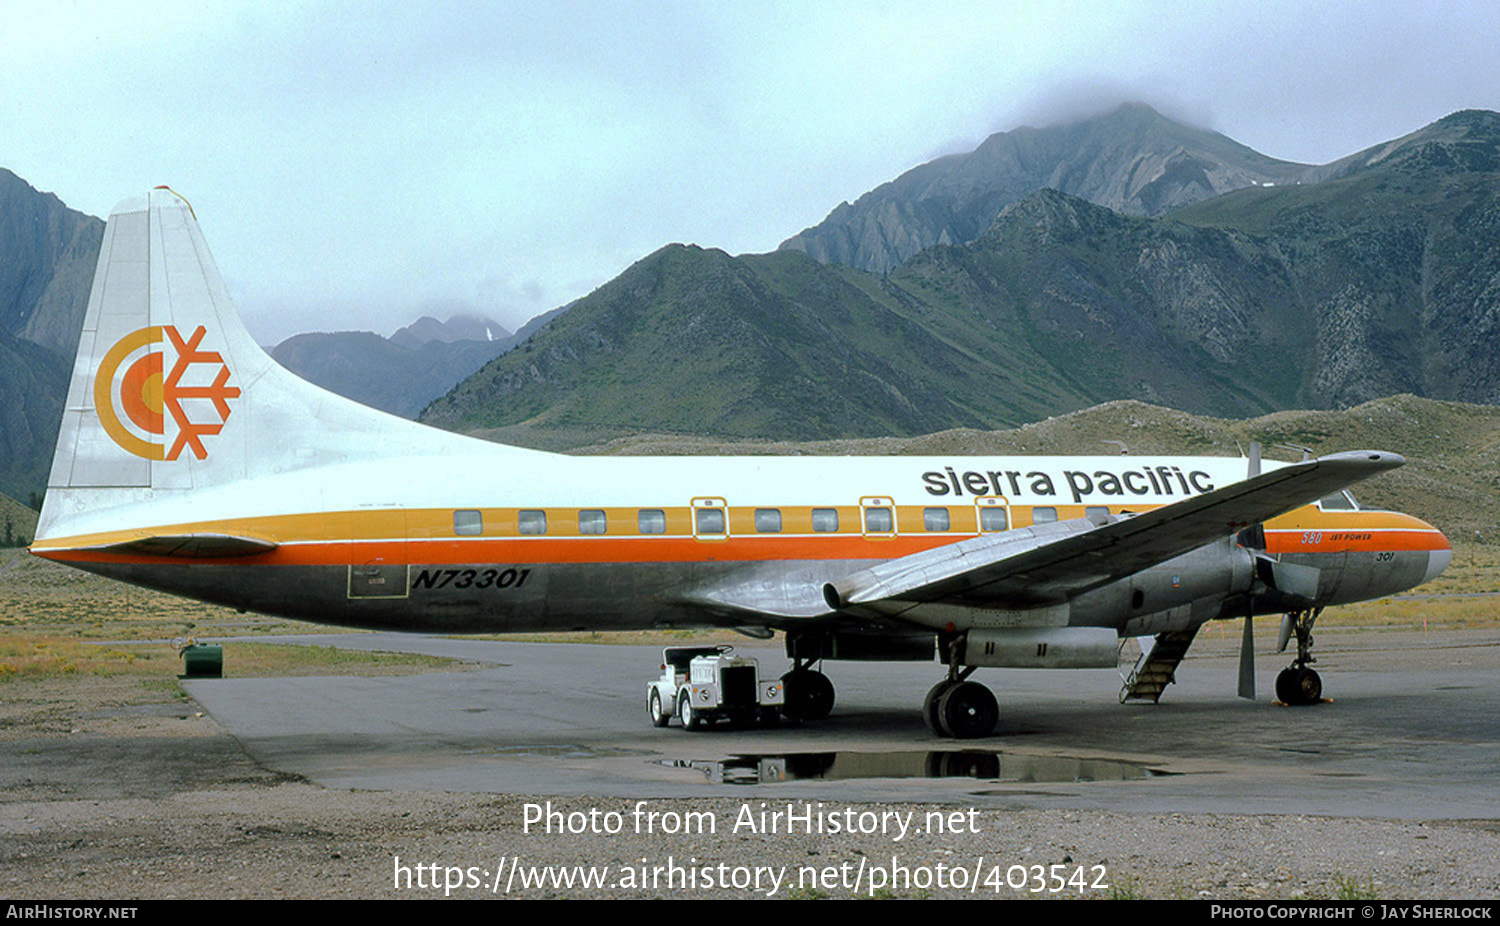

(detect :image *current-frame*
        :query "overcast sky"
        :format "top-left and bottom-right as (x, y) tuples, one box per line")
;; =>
(3, 0), (1497, 345)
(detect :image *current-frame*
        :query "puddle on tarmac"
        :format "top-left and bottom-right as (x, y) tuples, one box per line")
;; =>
(663, 750), (1174, 785)
(469, 744), (652, 759)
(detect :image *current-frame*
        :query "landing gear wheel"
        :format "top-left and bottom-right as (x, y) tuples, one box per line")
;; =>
(1276, 667), (1323, 706)
(648, 688), (670, 727)
(924, 681), (954, 737)
(1276, 607), (1326, 706)
(937, 681), (998, 739)
(781, 669), (835, 721)
(678, 687), (702, 730)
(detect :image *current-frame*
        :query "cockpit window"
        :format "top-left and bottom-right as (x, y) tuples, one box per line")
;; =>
(1317, 491), (1359, 511)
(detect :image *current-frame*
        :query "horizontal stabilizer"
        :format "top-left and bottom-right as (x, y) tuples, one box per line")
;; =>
(82, 533), (278, 558)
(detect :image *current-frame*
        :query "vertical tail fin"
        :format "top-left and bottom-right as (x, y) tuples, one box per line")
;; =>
(36, 188), (488, 542)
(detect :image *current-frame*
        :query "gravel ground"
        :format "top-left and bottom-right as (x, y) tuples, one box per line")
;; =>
(1, 689), (1497, 901)
(4, 781), (1499, 900)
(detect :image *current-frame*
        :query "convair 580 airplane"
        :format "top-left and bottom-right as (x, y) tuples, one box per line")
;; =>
(30, 189), (1452, 737)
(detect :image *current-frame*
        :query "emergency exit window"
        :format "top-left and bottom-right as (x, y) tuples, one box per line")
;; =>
(979, 507), (1008, 532)
(695, 508), (726, 534)
(864, 506), (893, 532)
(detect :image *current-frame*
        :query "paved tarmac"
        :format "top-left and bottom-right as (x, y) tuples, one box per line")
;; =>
(184, 629), (1500, 819)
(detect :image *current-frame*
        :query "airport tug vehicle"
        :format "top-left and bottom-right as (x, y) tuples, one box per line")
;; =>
(647, 646), (785, 730)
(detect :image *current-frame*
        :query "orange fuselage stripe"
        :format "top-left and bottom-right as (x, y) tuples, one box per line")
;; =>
(32, 504), (1448, 567)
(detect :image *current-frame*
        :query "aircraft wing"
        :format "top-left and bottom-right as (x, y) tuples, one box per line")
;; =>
(824, 450), (1403, 616)
(690, 450), (1402, 624)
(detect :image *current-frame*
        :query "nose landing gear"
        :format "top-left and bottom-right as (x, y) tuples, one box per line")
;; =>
(1275, 607), (1325, 706)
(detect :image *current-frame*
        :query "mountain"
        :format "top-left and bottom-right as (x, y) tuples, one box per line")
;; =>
(389, 313), (511, 350)
(425, 108), (1500, 445)
(779, 103), (1314, 274)
(271, 322), (515, 419)
(0, 489), (39, 547)
(0, 169), (103, 353)
(0, 171), (103, 503)
(0, 331), (69, 503)
(418, 219), (1289, 443)
(1167, 109), (1500, 407)
(421, 244), (1009, 439)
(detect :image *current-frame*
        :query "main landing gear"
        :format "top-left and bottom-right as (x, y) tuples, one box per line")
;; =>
(1275, 607), (1325, 706)
(924, 634), (999, 738)
(781, 658), (835, 722)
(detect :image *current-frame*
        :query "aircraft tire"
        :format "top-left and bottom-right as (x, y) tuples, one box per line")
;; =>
(1276, 667), (1323, 706)
(1275, 668), (1296, 704)
(937, 681), (998, 739)
(782, 669), (835, 721)
(648, 688), (671, 727)
(924, 681), (954, 737)
(1294, 668), (1322, 705)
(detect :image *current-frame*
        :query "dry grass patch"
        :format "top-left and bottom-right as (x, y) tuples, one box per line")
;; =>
(0, 635), (468, 682)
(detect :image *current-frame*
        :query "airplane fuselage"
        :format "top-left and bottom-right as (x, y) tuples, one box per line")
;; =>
(32, 452), (1450, 636)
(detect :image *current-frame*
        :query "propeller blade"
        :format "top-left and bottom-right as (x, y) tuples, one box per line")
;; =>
(1277, 613), (1294, 653)
(1237, 616), (1256, 700)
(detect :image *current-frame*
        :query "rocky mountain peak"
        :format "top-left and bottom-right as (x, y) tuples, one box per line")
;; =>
(777, 102), (1310, 274)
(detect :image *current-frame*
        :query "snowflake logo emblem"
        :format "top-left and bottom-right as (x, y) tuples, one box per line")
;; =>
(94, 325), (241, 461)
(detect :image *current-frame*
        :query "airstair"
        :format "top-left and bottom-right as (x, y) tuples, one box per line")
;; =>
(1119, 628), (1199, 703)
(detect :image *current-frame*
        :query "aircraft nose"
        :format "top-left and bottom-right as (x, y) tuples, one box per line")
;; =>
(1424, 547), (1452, 584)
(1421, 521), (1452, 585)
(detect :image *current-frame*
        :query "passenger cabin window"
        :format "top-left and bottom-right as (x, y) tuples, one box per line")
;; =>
(811, 508), (839, 532)
(923, 507), (950, 531)
(695, 508), (726, 535)
(1085, 506), (1111, 520)
(1032, 507), (1058, 524)
(979, 507), (1008, 532)
(518, 510), (547, 535)
(453, 509), (483, 536)
(638, 509), (666, 534)
(864, 506), (893, 533)
(579, 509), (607, 534)
(755, 508), (782, 533)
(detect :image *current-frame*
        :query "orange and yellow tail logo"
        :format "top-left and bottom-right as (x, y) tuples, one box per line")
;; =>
(94, 325), (240, 461)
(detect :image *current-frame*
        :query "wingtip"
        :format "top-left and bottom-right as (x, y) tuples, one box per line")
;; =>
(1319, 450), (1406, 470)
